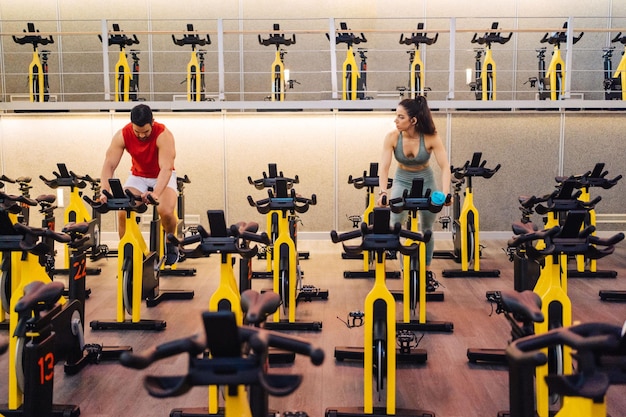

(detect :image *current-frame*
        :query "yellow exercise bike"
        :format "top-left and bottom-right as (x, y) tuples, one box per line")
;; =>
(259, 24), (296, 101)
(399, 23), (438, 98)
(172, 24), (211, 102)
(12, 22), (54, 103)
(99, 23), (140, 102)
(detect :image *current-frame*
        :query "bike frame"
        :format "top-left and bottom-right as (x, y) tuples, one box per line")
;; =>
(458, 178), (481, 272)
(481, 46), (496, 100)
(271, 49), (286, 101)
(115, 49), (132, 102)
(364, 252), (396, 414)
(342, 46), (360, 100)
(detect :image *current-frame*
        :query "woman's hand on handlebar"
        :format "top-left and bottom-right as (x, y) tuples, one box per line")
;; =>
(376, 192), (388, 207)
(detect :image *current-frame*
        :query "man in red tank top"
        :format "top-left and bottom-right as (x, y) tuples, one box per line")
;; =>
(100, 104), (180, 265)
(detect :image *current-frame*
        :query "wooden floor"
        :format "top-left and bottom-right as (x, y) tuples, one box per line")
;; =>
(1, 237), (626, 417)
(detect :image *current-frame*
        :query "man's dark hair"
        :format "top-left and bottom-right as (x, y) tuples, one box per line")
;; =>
(130, 104), (153, 126)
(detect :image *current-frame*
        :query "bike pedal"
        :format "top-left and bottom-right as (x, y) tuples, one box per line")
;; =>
(284, 412), (308, 417)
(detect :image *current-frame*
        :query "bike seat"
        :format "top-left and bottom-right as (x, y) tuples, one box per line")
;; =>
(241, 290), (280, 326)
(14, 281), (64, 315)
(498, 290), (544, 324)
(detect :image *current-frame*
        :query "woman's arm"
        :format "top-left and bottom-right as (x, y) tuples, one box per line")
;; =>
(377, 131), (397, 206)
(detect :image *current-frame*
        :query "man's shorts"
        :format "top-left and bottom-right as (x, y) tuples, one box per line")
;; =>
(123, 172), (177, 193)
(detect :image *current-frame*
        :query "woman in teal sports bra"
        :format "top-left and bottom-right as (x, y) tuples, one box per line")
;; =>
(377, 96), (451, 290)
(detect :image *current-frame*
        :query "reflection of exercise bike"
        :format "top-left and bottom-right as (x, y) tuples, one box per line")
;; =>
(259, 24), (296, 102)
(504, 321), (626, 417)
(173, 24), (211, 102)
(434, 152), (501, 277)
(248, 178), (325, 331)
(343, 163), (397, 279)
(12, 22), (54, 103)
(603, 32), (626, 100)
(389, 178), (453, 331)
(85, 179), (194, 331)
(527, 22), (583, 101)
(99, 23), (140, 102)
(399, 23), (438, 98)
(329, 207), (432, 417)
(327, 22), (367, 100)
(469, 22), (512, 101)
(120, 292), (324, 417)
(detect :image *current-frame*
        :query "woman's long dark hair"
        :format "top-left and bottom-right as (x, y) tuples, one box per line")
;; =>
(399, 96), (436, 135)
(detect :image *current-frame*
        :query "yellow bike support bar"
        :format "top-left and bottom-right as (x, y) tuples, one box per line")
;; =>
(115, 50), (132, 102)
(28, 51), (44, 103)
(8, 252), (62, 409)
(362, 191), (376, 271)
(271, 50), (285, 102)
(615, 46), (626, 100)
(208, 253), (244, 415)
(63, 187), (93, 270)
(548, 46), (565, 101)
(364, 254), (396, 414)
(410, 49), (425, 99)
(186, 51), (201, 102)
(265, 211), (279, 273)
(554, 395), (606, 417)
(224, 386), (253, 417)
(481, 48), (496, 100)
(0, 251), (23, 320)
(575, 188), (596, 273)
(272, 212), (297, 323)
(402, 214), (427, 324)
(534, 254), (572, 417)
(342, 46), (360, 101)
(117, 212), (148, 323)
(459, 187), (480, 271)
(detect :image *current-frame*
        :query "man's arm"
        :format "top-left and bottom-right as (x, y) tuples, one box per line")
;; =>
(100, 130), (126, 201)
(149, 128), (176, 200)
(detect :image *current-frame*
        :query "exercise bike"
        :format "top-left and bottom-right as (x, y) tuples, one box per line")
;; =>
(40, 163), (105, 275)
(343, 163), (397, 279)
(388, 178), (453, 332)
(85, 179), (194, 331)
(329, 207), (432, 417)
(173, 23), (211, 102)
(12, 22), (54, 103)
(502, 201), (623, 417)
(0, 220), (130, 417)
(327, 21), (367, 100)
(259, 24), (296, 102)
(468, 22), (512, 101)
(99, 23), (140, 102)
(603, 32), (626, 100)
(559, 163), (622, 279)
(434, 152), (501, 277)
(399, 23), (438, 99)
(0, 190), (38, 327)
(247, 163), (302, 279)
(0, 175), (34, 226)
(503, 321), (626, 417)
(467, 289), (545, 365)
(528, 22), (583, 101)
(170, 209), (294, 369)
(248, 178), (325, 331)
(120, 291), (324, 417)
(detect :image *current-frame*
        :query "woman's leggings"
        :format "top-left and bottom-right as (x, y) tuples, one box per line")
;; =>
(390, 167), (437, 266)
